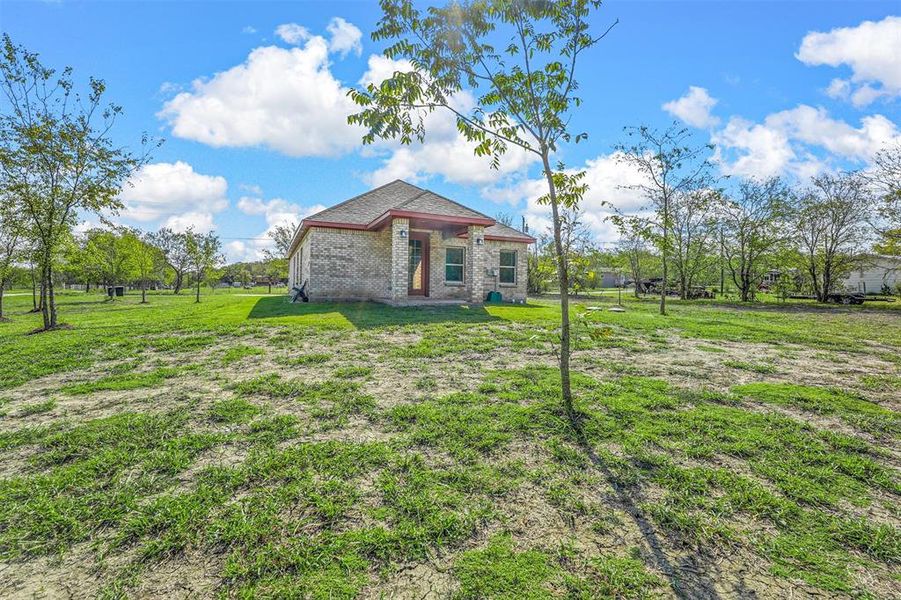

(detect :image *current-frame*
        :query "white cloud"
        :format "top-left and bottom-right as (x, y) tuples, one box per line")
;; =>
(164, 211), (215, 233)
(483, 152), (650, 244)
(274, 23), (311, 45)
(712, 105), (900, 179)
(359, 54), (414, 87)
(232, 193), (326, 261)
(159, 38), (364, 157)
(119, 161), (229, 232)
(327, 17), (363, 57)
(242, 26), (257, 35)
(797, 16), (901, 106)
(662, 86), (720, 128)
(363, 85), (539, 187)
(712, 116), (797, 179)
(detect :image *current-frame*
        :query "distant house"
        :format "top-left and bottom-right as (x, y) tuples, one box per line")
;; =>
(286, 180), (535, 304)
(841, 255), (901, 294)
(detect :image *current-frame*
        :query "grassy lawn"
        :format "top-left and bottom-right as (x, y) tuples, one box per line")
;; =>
(0, 288), (898, 598)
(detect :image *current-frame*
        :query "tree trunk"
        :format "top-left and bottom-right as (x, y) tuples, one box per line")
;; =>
(30, 263), (38, 311)
(40, 260), (50, 329)
(174, 271), (182, 295)
(141, 281), (147, 304)
(195, 273), (201, 303)
(660, 198), (668, 316)
(541, 153), (575, 424)
(268, 281), (272, 294)
(46, 259), (58, 329)
(0, 282), (5, 320)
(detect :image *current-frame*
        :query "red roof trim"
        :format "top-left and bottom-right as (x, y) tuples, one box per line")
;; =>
(486, 234), (536, 243)
(458, 232), (536, 244)
(368, 209), (495, 231)
(289, 212), (532, 255)
(303, 219), (369, 231)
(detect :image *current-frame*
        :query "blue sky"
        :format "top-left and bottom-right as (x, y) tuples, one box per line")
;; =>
(2, 1), (899, 261)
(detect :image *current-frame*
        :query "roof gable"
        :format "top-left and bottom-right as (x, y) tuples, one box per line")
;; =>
(289, 179), (535, 254)
(304, 180), (490, 225)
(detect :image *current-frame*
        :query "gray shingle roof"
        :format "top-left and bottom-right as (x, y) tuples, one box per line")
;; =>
(305, 180), (490, 225)
(290, 180), (535, 255)
(484, 221), (534, 242)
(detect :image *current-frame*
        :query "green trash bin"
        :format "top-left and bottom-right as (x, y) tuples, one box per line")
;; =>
(485, 291), (502, 303)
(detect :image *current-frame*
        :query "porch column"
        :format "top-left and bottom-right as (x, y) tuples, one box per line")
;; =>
(467, 225), (486, 303)
(390, 218), (409, 302)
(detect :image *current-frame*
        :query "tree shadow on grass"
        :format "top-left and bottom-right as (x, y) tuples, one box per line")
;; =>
(246, 296), (524, 330)
(571, 421), (738, 600)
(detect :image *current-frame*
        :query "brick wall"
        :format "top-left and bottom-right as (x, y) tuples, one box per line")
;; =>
(389, 219), (409, 301)
(466, 225), (486, 303)
(484, 239), (529, 302)
(288, 222), (530, 303)
(306, 227), (391, 301)
(425, 230), (469, 300)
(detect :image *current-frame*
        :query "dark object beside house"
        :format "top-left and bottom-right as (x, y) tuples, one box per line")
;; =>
(291, 282), (309, 303)
(485, 290), (502, 303)
(686, 287), (714, 300)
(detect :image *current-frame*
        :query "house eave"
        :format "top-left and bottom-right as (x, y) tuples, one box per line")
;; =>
(288, 211), (501, 257)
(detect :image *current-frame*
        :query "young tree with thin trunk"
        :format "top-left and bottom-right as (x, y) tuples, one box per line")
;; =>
(0, 196), (24, 321)
(0, 35), (150, 330)
(795, 173), (870, 302)
(610, 216), (653, 299)
(185, 231), (222, 304)
(864, 143), (900, 242)
(149, 227), (191, 294)
(263, 222), (296, 291)
(82, 228), (133, 292)
(669, 187), (721, 299)
(721, 177), (792, 302)
(123, 229), (164, 304)
(348, 0), (615, 422)
(615, 124), (716, 315)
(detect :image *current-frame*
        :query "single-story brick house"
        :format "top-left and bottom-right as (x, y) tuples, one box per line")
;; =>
(286, 180), (535, 304)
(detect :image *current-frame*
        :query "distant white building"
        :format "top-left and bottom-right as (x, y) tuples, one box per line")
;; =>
(842, 255), (901, 294)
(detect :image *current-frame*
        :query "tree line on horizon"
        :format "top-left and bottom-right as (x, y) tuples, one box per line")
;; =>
(525, 128), (900, 305)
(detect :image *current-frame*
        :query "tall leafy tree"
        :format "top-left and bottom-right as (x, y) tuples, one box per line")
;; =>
(0, 35), (151, 330)
(668, 187), (721, 299)
(865, 143), (900, 242)
(0, 194), (25, 321)
(610, 216), (653, 298)
(185, 231), (222, 304)
(261, 222), (296, 291)
(615, 124), (716, 314)
(795, 172), (870, 302)
(348, 0), (615, 421)
(721, 178), (792, 302)
(149, 227), (191, 294)
(122, 229), (164, 303)
(81, 228), (134, 290)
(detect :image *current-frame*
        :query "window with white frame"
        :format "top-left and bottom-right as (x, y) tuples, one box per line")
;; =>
(445, 247), (464, 283)
(499, 250), (516, 284)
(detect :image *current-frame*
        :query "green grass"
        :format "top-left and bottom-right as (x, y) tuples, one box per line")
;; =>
(0, 289), (898, 597)
(733, 382), (900, 435)
(220, 344), (266, 365)
(61, 366), (185, 395)
(17, 399), (57, 416)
